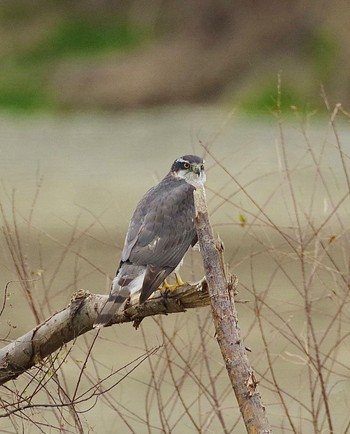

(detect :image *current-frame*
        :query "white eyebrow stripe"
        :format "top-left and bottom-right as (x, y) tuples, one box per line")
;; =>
(175, 158), (204, 166)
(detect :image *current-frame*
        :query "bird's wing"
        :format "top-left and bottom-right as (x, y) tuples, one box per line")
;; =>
(122, 176), (197, 268)
(121, 176), (197, 301)
(139, 265), (173, 303)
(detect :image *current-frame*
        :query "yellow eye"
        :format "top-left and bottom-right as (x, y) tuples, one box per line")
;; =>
(183, 162), (190, 169)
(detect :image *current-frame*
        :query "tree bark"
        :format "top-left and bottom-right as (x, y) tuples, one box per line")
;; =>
(0, 280), (209, 386)
(193, 185), (272, 434)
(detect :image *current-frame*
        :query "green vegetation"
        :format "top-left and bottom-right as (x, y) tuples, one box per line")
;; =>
(0, 16), (151, 112)
(0, 85), (50, 111)
(238, 31), (339, 116)
(0, 3), (344, 114)
(308, 30), (338, 81)
(239, 82), (306, 115)
(19, 18), (150, 64)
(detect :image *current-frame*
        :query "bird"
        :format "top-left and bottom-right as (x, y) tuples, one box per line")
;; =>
(93, 154), (206, 328)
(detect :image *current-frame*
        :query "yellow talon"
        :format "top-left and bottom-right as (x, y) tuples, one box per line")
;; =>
(160, 279), (176, 293)
(175, 272), (185, 286)
(160, 273), (185, 293)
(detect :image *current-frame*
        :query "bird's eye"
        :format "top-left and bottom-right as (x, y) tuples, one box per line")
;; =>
(183, 162), (190, 169)
(200, 164), (204, 170)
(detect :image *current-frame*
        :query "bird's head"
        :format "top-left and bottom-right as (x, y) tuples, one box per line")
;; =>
(171, 155), (206, 186)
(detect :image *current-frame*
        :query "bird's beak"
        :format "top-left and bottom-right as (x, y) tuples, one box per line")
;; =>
(192, 164), (202, 175)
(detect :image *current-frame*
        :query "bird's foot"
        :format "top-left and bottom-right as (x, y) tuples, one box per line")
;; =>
(159, 279), (175, 294)
(159, 274), (185, 308)
(160, 273), (185, 295)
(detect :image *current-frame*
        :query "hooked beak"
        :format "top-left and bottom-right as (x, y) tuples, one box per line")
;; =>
(192, 164), (202, 175)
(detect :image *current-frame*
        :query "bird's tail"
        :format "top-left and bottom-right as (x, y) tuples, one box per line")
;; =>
(93, 263), (145, 329)
(93, 284), (130, 329)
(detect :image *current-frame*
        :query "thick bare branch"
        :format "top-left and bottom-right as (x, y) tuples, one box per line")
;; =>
(0, 279), (209, 386)
(193, 185), (272, 434)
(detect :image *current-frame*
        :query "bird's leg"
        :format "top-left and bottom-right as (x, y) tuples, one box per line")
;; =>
(160, 273), (185, 294)
(174, 272), (185, 286)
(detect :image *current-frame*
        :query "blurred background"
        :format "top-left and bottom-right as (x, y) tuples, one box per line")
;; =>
(1, 2), (350, 433)
(0, 0), (349, 113)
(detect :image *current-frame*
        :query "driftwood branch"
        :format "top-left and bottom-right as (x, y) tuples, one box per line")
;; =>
(0, 279), (209, 386)
(193, 185), (272, 434)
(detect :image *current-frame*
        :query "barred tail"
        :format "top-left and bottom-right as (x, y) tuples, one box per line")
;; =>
(94, 263), (145, 329)
(93, 285), (130, 329)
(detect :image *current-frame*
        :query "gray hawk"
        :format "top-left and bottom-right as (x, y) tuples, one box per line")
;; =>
(94, 154), (206, 328)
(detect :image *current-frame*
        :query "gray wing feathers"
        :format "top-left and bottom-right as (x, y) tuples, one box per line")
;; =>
(94, 176), (198, 328)
(123, 177), (197, 303)
(123, 177), (197, 267)
(139, 265), (173, 303)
